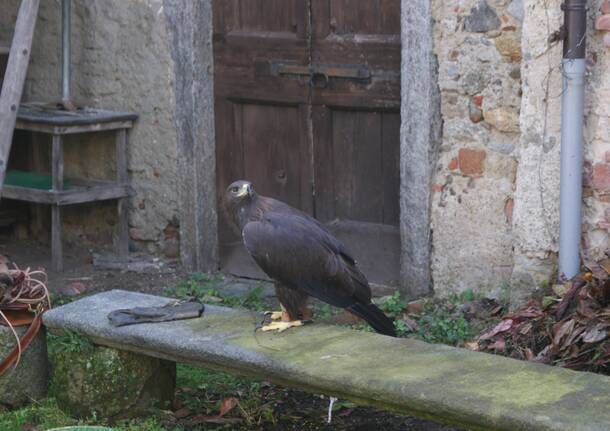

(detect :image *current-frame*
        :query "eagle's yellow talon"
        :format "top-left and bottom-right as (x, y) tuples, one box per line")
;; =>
(261, 320), (304, 333)
(264, 311), (284, 321)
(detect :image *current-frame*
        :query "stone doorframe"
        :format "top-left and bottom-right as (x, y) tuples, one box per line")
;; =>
(164, 0), (441, 299)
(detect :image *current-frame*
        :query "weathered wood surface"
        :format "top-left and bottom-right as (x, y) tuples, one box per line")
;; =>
(44, 290), (610, 431)
(16, 103), (138, 126)
(0, 0), (40, 191)
(213, 0), (401, 286)
(15, 120), (134, 135)
(116, 129), (129, 257)
(2, 181), (128, 205)
(164, 0), (218, 272)
(51, 134), (64, 271)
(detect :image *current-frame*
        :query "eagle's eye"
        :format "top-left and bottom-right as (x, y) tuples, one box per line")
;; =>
(231, 186), (239, 193)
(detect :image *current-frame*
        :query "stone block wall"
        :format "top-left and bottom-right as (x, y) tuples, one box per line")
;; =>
(431, 0), (610, 300)
(430, 0), (523, 298)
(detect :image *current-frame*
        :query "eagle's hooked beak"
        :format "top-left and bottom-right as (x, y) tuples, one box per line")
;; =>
(237, 183), (253, 198)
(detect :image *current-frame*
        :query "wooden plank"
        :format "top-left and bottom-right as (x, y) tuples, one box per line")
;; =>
(312, 105), (334, 222)
(16, 103), (138, 125)
(357, 0), (381, 34)
(51, 135), (64, 192)
(312, 0), (330, 39)
(51, 135), (63, 270)
(116, 129), (128, 258)
(0, 0), (41, 190)
(381, 112), (400, 225)
(242, 103), (305, 210)
(352, 111), (383, 223)
(116, 129), (128, 184)
(379, 0), (401, 34)
(15, 120), (133, 135)
(331, 110), (355, 220)
(52, 205), (62, 271)
(56, 185), (128, 206)
(1, 182), (128, 205)
(1, 185), (56, 204)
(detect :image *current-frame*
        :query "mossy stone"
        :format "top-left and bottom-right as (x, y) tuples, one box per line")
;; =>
(50, 344), (175, 419)
(0, 325), (48, 407)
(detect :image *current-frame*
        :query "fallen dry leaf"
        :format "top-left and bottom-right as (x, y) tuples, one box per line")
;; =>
(173, 407), (192, 419)
(582, 324), (609, 344)
(553, 319), (576, 348)
(464, 341), (480, 351)
(489, 338), (506, 351)
(478, 319), (513, 341)
(187, 415), (243, 425)
(599, 258), (610, 275)
(219, 396), (239, 417)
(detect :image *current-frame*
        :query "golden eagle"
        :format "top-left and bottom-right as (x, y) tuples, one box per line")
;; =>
(224, 180), (396, 337)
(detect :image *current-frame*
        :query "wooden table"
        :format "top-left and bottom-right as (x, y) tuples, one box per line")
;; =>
(2, 103), (138, 271)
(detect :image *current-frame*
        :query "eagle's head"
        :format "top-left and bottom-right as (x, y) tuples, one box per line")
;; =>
(224, 180), (255, 207)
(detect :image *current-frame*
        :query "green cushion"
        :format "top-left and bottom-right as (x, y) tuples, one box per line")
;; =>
(4, 170), (72, 190)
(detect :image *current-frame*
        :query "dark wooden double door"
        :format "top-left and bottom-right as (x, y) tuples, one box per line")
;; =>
(214, 0), (401, 286)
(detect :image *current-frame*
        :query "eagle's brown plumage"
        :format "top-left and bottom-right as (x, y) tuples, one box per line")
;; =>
(223, 180), (396, 337)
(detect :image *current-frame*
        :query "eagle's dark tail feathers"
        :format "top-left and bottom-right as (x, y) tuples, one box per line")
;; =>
(347, 302), (397, 337)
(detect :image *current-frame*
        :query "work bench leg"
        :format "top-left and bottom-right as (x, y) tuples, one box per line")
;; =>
(51, 134), (64, 272)
(116, 129), (128, 258)
(51, 205), (62, 272)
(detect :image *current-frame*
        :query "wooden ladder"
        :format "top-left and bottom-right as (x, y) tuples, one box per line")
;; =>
(0, 0), (40, 192)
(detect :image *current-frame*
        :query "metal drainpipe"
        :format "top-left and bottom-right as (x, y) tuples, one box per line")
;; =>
(558, 0), (587, 280)
(61, 0), (71, 102)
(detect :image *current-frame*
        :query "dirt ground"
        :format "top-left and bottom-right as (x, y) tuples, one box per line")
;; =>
(1, 239), (461, 431)
(0, 239), (188, 297)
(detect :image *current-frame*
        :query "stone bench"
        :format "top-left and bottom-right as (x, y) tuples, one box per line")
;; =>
(43, 289), (610, 430)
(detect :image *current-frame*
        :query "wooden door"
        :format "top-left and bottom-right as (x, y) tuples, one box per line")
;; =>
(310, 0), (401, 286)
(213, 1), (313, 278)
(214, 1), (401, 286)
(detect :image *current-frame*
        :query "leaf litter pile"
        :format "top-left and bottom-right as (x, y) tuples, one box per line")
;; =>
(470, 271), (610, 375)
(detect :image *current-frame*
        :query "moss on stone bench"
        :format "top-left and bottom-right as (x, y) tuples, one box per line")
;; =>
(43, 290), (610, 431)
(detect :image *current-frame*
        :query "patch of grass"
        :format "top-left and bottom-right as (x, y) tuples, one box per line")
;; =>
(376, 291), (407, 317)
(413, 301), (473, 346)
(47, 329), (93, 356)
(164, 272), (223, 301)
(311, 303), (339, 319)
(165, 273), (267, 312)
(0, 399), (179, 431)
(0, 399), (76, 431)
(175, 364), (279, 426)
(221, 283), (267, 312)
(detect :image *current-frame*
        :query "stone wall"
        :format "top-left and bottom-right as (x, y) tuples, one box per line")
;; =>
(430, 0), (523, 298)
(1, 0), (181, 257)
(430, 0), (610, 300)
(512, 0), (610, 292)
(3, 1), (609, 297)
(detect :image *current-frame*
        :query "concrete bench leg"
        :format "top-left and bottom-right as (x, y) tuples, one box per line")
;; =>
(50, 342), (175, 419)
(0, 325), (48, 407)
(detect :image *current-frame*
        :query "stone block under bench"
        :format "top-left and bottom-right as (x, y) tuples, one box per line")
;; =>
(43, 289), (610, 430)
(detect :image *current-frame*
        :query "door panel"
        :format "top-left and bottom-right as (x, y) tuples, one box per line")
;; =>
(311, 0), (401, 286)
(214, 1), (311, 278)
(214, 0), (401, 286)
(328, 0), (400, 35)
(242, 103), (311, 210)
